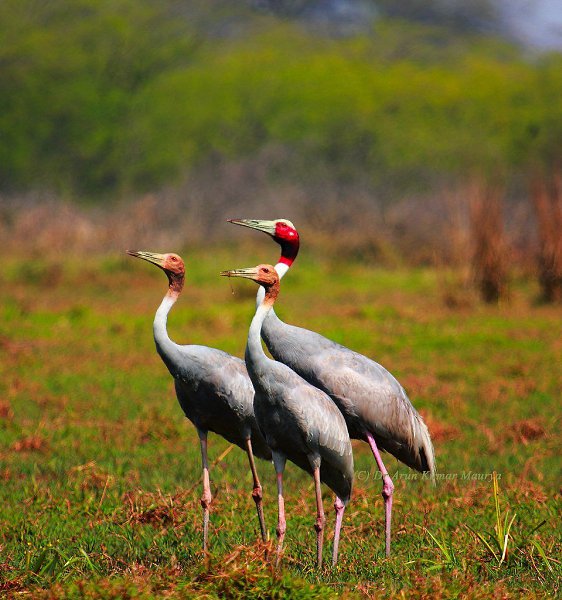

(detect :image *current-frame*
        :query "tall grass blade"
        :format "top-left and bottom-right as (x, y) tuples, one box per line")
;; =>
(530, 540), (555, 574)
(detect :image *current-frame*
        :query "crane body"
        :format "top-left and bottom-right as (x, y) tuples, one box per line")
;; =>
(228, 219), (436, 557)
(260, 315), (433, 473)
(128, 251), (270, 550)
(222, 264), (353, 568)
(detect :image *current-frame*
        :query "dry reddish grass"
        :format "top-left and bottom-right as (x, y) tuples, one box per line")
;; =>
(0, 401), (14, 421)
(505, 419), (547, 445)
(68, 461), (114, 492)
(0, 185), (538, 273)
(419, 412), (460, 443)
(121, 490), (189, 527)
(11, 434), (49, 453)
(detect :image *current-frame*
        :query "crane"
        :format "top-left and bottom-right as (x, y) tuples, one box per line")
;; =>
(221, 264), (354, 569)
(228, 219), (436, 558)
(127, 250), (271, 551)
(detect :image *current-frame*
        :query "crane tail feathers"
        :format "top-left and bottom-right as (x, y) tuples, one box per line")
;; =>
(377, 411), (436, 481)
(416, 417), (436, 485)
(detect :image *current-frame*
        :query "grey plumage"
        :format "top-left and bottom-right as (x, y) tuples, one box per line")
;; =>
(228, 218), (436, 558)
(249, 351), (353, 503)
(262, 313), (435, 475)
(127, 250), (270, 550)
(222, 264), (353, 568)
(165, 345), (271, 460)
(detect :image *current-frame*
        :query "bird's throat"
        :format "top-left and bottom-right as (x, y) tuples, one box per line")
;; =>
(167, 273), (184, 295)
(279, 239), (299, 266)
(263, 280), (279, 306)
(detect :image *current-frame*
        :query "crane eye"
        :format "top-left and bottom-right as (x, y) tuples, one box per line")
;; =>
(170, 256), (177, 262)
(262, 267), (270, 273)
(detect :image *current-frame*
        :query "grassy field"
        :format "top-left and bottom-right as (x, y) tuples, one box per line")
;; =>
(0, 247), (560, 598)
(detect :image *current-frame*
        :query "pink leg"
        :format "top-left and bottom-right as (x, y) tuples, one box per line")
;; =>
(244, 438), (267, 542)
(198, 430), (212, 552)
(332, 496), (346, 566)
(312, 466), (326, 569)
(366, 431), (394, 557)
(272, 452), (287, 567)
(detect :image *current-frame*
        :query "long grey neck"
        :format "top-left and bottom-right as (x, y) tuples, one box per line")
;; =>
(153, 290), (182, 374)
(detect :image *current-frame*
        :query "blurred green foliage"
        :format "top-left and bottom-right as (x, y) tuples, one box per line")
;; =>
(0, 0), (561, 197)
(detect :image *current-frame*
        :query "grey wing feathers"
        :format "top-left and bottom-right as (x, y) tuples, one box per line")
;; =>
(316, 348), (435, 475)
(260, 362), (350, 454)
(304, 387), (353, 468)
(255, 361), (354, 499)
(176, 347), (251, 398)
(169, 345), (272, 461)
(263, 315), (435, 476)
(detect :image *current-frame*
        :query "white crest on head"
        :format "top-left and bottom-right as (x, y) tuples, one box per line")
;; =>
(276, 219), (295, 229)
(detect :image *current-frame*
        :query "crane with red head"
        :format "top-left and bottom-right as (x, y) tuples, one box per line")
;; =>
(228, 219), (436, 559)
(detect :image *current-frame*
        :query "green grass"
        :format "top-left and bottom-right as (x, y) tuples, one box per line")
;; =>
(0, 250), (560, 598)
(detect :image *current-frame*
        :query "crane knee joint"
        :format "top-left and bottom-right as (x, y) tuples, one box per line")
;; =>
(381, 477), (394, 500)
(252, 485), (263, 503)
(314, 515), (326, 533)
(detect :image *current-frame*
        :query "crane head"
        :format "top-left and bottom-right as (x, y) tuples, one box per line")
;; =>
(227, 219), (300, 265)
(127, 251), (185, 275)
(220, 264), (279, 290)
(127, 251), (185, 292)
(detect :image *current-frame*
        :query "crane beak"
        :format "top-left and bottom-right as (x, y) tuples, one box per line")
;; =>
(127, 250), (166, 267)
(220, 267), (260, 281)
(227, 219), (277, 236)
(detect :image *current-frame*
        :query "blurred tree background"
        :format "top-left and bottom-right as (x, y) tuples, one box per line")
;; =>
(0, 0), (561, 300)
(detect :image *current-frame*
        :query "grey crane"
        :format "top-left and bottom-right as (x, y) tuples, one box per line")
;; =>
(221, 264), (354, 569)
(228, 219), (436, 558)
(127, 250), (271, 550)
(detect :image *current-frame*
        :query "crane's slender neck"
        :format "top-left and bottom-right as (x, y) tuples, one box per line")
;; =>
(153, 275), (184, 362)
(279, 238), (299, 266)
(256, 262), (289, 307)
(247, 282), (279, 366)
